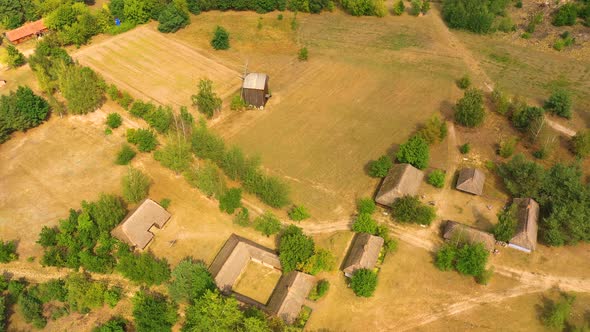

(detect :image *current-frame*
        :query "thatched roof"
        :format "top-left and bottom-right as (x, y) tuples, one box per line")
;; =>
(509, 198), (539, 252)
(267, 271), (315, 324)
(342, 233), (384, 277)
(5, 19), (47, 43)
(456, 168), (485, 195)
(209, 234), (281, 293)
(375, 163), (424, 206)
(243, 73), (268, 90)
(110, 199), (171, 250)
(443, 221), (495, 251)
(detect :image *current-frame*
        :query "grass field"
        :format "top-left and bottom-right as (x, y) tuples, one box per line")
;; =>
(233, 261), (282, 304)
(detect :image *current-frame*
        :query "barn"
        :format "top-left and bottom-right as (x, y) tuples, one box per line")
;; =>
(456, 168), (485, 196)
(5, 19), (48, 44)
(242, 73), (269, 108)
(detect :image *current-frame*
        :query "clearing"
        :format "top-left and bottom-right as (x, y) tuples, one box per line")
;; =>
(233, 261), (282, 304)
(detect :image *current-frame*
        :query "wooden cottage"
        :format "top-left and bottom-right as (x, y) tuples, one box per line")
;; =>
(110, 199), (171, 250)
(267, 271), (315, 324)
(508, 198), (539, 253)
(342, 233), (384, 278)
(375, 163), (424, 206)
(456, 168), (485, 196)
(5, 19), (48, 44)
(242, 73), (269, 108)
(443, 221), (495, 251)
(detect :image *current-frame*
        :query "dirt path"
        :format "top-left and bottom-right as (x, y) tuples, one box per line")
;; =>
(545, 117), (577, 137)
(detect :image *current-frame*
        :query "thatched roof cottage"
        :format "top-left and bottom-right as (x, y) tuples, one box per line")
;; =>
(342, 233), (384, 278)
(456, 168), (485, 195)
(443, 221), (495, 251)
(111, 199), (171, 250)
(375, 163), (424, 206)
(508, 198), (539, 253)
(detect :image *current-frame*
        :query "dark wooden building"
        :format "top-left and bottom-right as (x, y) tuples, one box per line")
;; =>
(242, 73), (269, 108)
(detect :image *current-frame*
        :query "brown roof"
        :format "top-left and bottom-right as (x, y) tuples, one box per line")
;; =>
(5, 19), (47, 43)
(243, 73), (268, 90)
(509, 198), (539, 252)
(209, 234), (281, 293)
(443, 221), (495, 251)
(110, 199), (171, 250)
(267, 271), (315, 324)
(375, 163), (424, 206)
(342, 233), (384, 277)
(456, 168), (485, 195)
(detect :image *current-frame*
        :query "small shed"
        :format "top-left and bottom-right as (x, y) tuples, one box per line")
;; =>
(375, 163), (424, 206)
(242, 73), (269, 108)
(456, 168), (485, 196)
(342, 233), (384, 278)
(443, 221), (495, 251)
(110, 199), (171, 250)
(5, 19), (48, 44)
(508, 198), (539, 253)
(267, 271), (315, 324)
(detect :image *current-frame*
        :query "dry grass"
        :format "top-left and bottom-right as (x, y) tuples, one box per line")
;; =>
(233, 261), (282, 304)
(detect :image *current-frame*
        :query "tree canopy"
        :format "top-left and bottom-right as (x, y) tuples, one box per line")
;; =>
(168, 258), (215, 303)
(454, 88), (485, 127)
(396, 135), (430, 169)
(391, 195), (436, 225)
(278, 225), (315, 273)
(132, 290), (178, 332)
(58, 65), (105, 114)
(350, 269), (378, 297)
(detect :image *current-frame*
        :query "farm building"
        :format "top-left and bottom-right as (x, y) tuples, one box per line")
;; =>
(110, 199), (171, 250)
(375, 163), (424, 206)
(267, 271), (315, 324)
(342, 233), (384, 278)
(242, 73), (269, 108)
(443, 221), (495, 251)
(456, 168), (485, 195)
(209, 234), (281, 293)
(508, 198), (539, 253)
(5, 19), (48, 44)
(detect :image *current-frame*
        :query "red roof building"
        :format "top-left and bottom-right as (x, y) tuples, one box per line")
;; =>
(5, 19), (48, 44)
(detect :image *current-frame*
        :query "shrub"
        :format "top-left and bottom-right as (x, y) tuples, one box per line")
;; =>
(494, 206), (516, 242)
(121, 167), (151, 204)
(542, 294), (575, 330)
(211, 26), (230, 50)
(421, 0), (431, 14)
(254, 212), (282, 236)
(572, 131), (590, 158)
(191, 78), (222, 119)
(298, 47), (308, 61)
(0, 240), (18, 263)
(127, 128), (158, 152)
(104, 287), (122, 308)
(545, 89), (572, 119)
(491, 89), (510, 115)
(301, 249), (335, 275)
(132, 290), (178, 332)
(511, 106), (544, 131)
(455, 243), (489, 276)
(427, 170), (445, 188)
(117, 251), (171, 286)
(350, 269), (377, 297)
(153, 136), (192, 173)
(288, 205), (311, 221)
(59, 65), (105, 115)
(106, 113), (122, 129)
(159, 198), (171, 209)
(93, 317), (128, 332)
(105, 128), (113, 135)
(455, 88), (485, 127)
(396, 135), (430, 169)
(496, 16), (515, 32)
(230, 95), (246, 111)
(233, 208), (250, 227)
(219, 188), (242, 214)
(184, 163), (226, 198)
(6, 45), (26, 68)
(115, 144), (136, 165)
(340, 0), (387, 16)
(476, 268), (494, 285)
(435, 243), (456, 271)
(410, 0), (422, 16)
(352, 213), (378, 234)
(393, 0), (405, 15)
(308, 279), (329, 301)
(553, 3), (578, 26)
(442, 0), (500, 33)
(498, 136), (517, 158)
(367, 155), (393, 177)
(157, 3), (190, 33)
(168, 259), (215, 303)
(279, 225), (314, 273)
(144, 105), (173, 134)
(18, 292), (46, 329)
(417, 115), (447, 145)
(357, 198), (376, 215)
(456, 75), (471, 89)
(391, 195), (436, 225)
(459, 143), (471, 154)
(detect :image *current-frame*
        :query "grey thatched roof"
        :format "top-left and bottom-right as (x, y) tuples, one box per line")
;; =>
(342, 233), (384, 277)
(243, 73), (268, 90)
(456, 168), (485, 195)
(375, 163), (424, 206)
(509, 198), (539, 251)
(209, 234), (281, 293)
(110, 199), (171, 250)
(443, 221), (495, 251)
(267, 271), (315, 324)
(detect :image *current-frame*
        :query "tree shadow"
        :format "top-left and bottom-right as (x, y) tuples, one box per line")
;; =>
(439, 100), (455, 120)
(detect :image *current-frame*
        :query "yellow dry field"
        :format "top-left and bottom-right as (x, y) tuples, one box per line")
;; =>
(233, 261), (282, 304)
(74, 26), (242, 107)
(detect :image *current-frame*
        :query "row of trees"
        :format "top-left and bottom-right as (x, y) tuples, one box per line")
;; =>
(442, 0), (511, 33)
(0, 86), (49, 143)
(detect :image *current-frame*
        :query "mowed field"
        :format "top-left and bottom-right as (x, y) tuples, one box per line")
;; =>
(74, 27), (242, 107)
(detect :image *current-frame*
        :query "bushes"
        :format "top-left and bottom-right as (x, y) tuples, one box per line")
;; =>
(435, 242), (489, 279)
(58, 65), (105, 114)
(456, 75), (471, 89)
(106, 113), (123, 129)
(491, 89), (510, 115)
(288, 205), (311, 221)
(442, 0), (502, 33)
(127, 128), (158, 152)
(427, 170), (445, 188)
(393, 0), (405, 15)
(498, 136), (517, 158)
(154, 136), (193, 173)
(233, 208), (250, 227)
(542, 293), (576, 331)
(308, 279), (329, 301)
(396, 135), (429, 169)
(184, 162), (226, 198)
(571, 131), (590, 158)
(352, 213), (378, 234)
(6, 45), (26, 68)
(0, 240), (18, 263)
(121, 167), (151, 204)
(117, 250), (171, 286)
(211, 26), (230, 50)
(278, 225), (315, 273)
(107, 85), (134, 109)
(298, 47), (308, 61)
(219, 188), (242, 214)
(459, 143), (471, 154)
(455, 88), (485, 127)
(230, 95), (247, 111)
(357, 198), (376, 215)
(416, 115), (447, 145)
(132, 290), (178, 332)
(254, 212), (282, 236)
(192, 78), (222, 119)
(0, 86), (50, 143)
(115, 144), (136, 165)
(545, 89), (573, 119)
(350, 269), (377, 297)
(494, 206), (516, 242)
(367, 155), (392, 178)
(391, 195), (436, 225)
(157, 3), (190, 33)
(340, 0), (387, 16)
(552, 3), (578, 26)
(167, 259), (215, 303)
(511, 106), (544, 131)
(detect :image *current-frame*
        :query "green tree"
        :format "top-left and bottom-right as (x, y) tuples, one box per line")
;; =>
(133, 290), (178, 332)
(491, 89), (510, 115)
(168, 258), (215, 303)
(154, 136), (193, 173)
(493, 206), (517, 242)
(553, 3), (578, 26)
(498, 136), (517, 158)
(427, 169), (445, 188)
(455, 88), (485, 127)
(300, 249), (334, 275)
(184, 162), (226, 198)
(572, 131), (590, 158)
(106, 113), (123, 129)
(93, 317), (128, 332)
(368, 155), (393, 177)
(511, 106), (544, 131)
(442, 0), (501, 33)
(278, 225), (315, 273)
(58, 65), (105, 114)
(545, 89), (572, 119)
(417, 115), (447, 145)
(434, 243), (456, 271)
(410, 0), (422, 16)
(421, 0), (431, 14)
(115, 144), (136, 165)
(455, 243), (489, 277)
(340, 0), (387, 16)
(0, 240), (18, 263)
(127, 128), (158, 152)
(350, 269), (377, 297)
(456, 74), (471, 89)
(497, 154), (546, 198)
(121, 167), (151, 204)
(254, 212), (282, 236)
(6, 45), (26, 68)
(192, 78), (222, 118)
(219, 188), (242, 214)
(191, 121), (226, 162)
(123, 0), (152, 24)
(352, 213), (378, 234)
(308, 279), (329, 301)
(117, 250), (171, 285)
(233, 208), (250, 227)
(37, 226), (58, 247)
(17, 292), (46, 329)
(357, 198), (376, 215)
(393, 0), (405, 15)
(396, 135), (430, 169)
(0, 86), (49, 135)
(542, 294), (575, 330)
(158, 2), (190, 33)
(211, 26), (230, 50)
(391, 195), (436, 225)
(288, 205), (311, 221)
(182, 290), (243, 332)
(64, 272), (107, 312)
